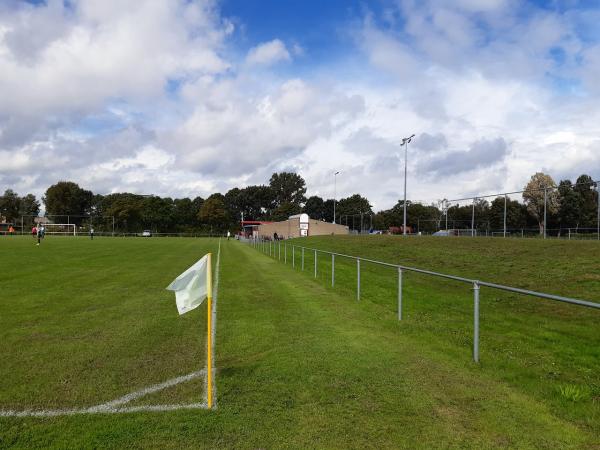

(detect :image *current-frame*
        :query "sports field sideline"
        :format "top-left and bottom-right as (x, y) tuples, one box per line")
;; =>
(1, 235), (599, 448)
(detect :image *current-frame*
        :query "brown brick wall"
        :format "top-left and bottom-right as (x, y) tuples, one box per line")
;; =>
(258, 218), (349, 239)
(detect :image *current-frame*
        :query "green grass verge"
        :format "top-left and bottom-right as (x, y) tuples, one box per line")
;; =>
(0, 235), (598, 448)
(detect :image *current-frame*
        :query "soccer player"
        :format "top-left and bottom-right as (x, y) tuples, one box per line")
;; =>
(31, 225), (37, 238)
(36, 225), (42, 245)
(90, 227), (94, 240)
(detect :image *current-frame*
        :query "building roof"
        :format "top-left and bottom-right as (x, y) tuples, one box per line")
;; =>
(241, 220), (273, 225)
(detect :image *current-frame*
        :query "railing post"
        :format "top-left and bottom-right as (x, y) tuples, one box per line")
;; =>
(331, 254), (335, 287)
(473, 282), (480, 363)
(284, 244), (287, 263)
(398, 267), (403, 321)
(314, 250), (317, 278)
(357, 259), (360, 301)
(279, 241), (281, 260)
(292, 246), (295, 268)
(302, 248), (305, 271)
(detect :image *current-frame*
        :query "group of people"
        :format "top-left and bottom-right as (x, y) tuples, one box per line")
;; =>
(31, 225), (45, 245)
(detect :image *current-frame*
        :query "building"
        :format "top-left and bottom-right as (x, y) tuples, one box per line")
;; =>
(258, 213), (349, 239)
(241, 220), (272, 238)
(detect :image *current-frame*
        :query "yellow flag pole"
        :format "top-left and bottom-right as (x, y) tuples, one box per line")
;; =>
(206, 252), (213, 409)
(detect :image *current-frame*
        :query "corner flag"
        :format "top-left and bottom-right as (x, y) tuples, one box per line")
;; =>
(166, 254), (210, 315)
(166, 253), (214, 408)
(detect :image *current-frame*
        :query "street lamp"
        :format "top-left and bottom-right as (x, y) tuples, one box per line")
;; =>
(401, 134), (415, 235)
(333, 171), (340, 224)
(591, 183), (599, 241)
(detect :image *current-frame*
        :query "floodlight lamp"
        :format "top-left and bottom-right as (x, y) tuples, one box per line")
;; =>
(401, 134), (416, 145)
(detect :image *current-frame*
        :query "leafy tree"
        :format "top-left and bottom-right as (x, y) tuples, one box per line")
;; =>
(102, 194), (144, 232)
(372, 212), (387, 230)
(269, 172), (306, 207)
(18, 194), (41, 226)
(522, 172), (559, 235)
(172, 198), (197, 231)
(43, 181), (93, 224)
(224, 188), (243, 222)
(237, 185), (275, 220)
(390, 200), (444, 232)
(0, 189), (21, 223)
(323, 199), (335, 223)
(446, 203), (472, 228)
(337, 194), (372, 217)
(573, 174), (597, 227)
(557, 180), (581, 229)
(372, 201), (444, 233)
(489, 197), (528, 231)
(304, 196), (325, 220)
(271, 202), (302, 222)
(192, 196), (204, 220)
(140, 196), (174, 232)
(198, 194), (229, 231)
(335, 194), (373, 231)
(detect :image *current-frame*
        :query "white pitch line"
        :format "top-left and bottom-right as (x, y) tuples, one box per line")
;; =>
(0, 403), (208, 418)
(1, 238), (225, 418)
(0, 407), (93, 418)
(110, 402), (207, 413)
(89, 369), (206, 412)
(0, 370), (207, 417)
(206, 237), (221, 408)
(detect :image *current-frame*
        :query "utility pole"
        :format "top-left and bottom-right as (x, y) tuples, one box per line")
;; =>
(503, 195), (507, 238)
(401, 134), (415, 235)
(543, 187), (547, 239)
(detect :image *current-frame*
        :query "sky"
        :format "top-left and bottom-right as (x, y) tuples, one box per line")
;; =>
(1, 0), (600, 211)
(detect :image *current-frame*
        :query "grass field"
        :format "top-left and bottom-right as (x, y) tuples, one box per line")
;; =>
(1, 235), (599, 448)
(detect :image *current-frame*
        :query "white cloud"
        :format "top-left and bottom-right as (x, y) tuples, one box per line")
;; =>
(0, 0), (230, 145)
(1, 0), (599, 213)
(246, 39), (291, 66)
(163, 77), (364, 179)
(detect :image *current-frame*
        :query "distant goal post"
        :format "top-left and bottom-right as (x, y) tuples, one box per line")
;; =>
(43, 223), (77, 236)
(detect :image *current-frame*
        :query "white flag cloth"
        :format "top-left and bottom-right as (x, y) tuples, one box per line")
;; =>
(166, 255), (209, 315)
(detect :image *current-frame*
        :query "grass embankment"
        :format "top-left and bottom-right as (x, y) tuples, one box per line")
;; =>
(0, 236), (598, 448)
(275, 235), (600, 441)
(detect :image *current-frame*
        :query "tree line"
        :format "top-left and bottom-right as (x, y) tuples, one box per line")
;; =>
(0, 171), (596, 235)
(0, 173), (371, 233)
(370, 172), (597, 235)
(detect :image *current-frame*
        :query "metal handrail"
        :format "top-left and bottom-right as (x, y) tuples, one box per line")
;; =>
(249, 237), (600, 362)
(289, 243), (600, 310)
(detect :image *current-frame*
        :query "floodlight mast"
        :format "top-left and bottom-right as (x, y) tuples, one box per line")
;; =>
(333, 171), (340, 224)
(401, 134), (415, 236)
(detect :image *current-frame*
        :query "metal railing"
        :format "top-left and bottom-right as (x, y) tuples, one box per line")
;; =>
(248, 238), (600, 363)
